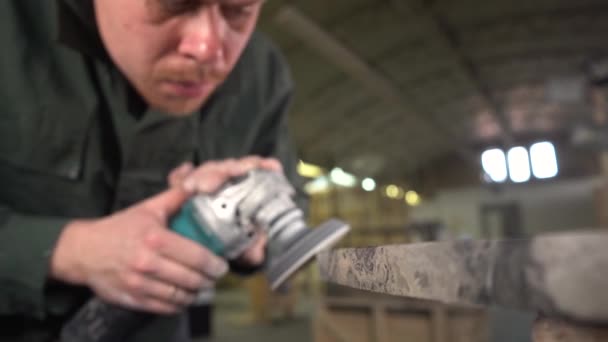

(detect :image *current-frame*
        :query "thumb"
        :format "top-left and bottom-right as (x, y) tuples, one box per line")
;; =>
(141, 187), (191, 221)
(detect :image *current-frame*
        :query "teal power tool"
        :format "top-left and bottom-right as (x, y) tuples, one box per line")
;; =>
(61, 169), (350, 342)
(170, 200), (226, 256)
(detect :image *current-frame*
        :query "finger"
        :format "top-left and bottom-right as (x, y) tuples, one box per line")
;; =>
(181, 156), (276, 194)
(232, 156), (283, 175)
(132, 248), (213, 291)
(141, 279), (196, 306)
(182, 161), (233, 194)
(140, 187), (191, 221)
(230, 156), (264, 175)
(149, 230), (229, 279)
(133, 296), (181, 315)
(100, 287), (180, 315)
(260, 158), (283, 172)
(168, 162), (194, 188)
(122, 272), (195, 309)
(183, 157), (261, 194)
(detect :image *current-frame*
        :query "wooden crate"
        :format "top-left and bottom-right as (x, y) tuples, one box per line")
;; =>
(313, 295), (489, 342)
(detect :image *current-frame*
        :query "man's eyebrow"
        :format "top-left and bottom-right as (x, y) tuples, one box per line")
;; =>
(218, 0), (265, 6)
(151, 0), (263, 10)
(151, 0), (197, 9)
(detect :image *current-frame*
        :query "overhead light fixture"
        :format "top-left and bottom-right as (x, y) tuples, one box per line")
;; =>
(329, 167), (357, 188)
(361, 178), (376, 192)
(405, 191), (421, 206)
(297, 160), (324, 178)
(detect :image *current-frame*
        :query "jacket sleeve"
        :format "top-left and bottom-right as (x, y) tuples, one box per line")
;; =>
(0, 207), (69, 319)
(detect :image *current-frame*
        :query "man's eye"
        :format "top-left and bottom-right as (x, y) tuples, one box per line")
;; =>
(221, 5), (255, 22)
(158, 0), (198, 14)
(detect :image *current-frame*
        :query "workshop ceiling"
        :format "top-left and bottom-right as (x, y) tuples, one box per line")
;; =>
(258, 0), (608, 181)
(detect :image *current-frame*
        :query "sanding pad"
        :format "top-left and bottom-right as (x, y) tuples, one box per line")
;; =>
(266, 219), (350, 290)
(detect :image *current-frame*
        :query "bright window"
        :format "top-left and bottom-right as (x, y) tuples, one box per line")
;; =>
(481, 149), (508, 182)
(482, 142), (558, 184)
(530, 142), (559, 179)
(507, 147), (531, 183)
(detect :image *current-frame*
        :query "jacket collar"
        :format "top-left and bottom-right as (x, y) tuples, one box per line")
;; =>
(55, 0), (110, 61)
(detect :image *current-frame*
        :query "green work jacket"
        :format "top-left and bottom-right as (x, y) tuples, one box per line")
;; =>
(0, 1), (305, 341)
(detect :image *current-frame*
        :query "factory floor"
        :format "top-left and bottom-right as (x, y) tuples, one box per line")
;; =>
(197, 288), (313, 342)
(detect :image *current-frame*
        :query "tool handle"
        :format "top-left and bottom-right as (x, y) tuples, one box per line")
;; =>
(60, 200), (220, 342)
(60, 298), (151, 342)
(170, 200), (225, 255)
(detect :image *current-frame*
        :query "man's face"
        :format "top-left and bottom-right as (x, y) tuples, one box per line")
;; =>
(94, 0), (263, 115)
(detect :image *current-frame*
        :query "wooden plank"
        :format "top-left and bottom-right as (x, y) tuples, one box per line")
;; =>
(385, 312), (432, 342)
(324, 296), (446, 312)
(532, 317), (608, 342)
(431, 305), (447, 342)
(448, 311), (490, 342)
(316, 295), (488, 342)
(372, 305), (387, 342)
(316, 308), (356, 342)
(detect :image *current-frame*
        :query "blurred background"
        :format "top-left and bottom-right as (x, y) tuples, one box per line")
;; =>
(198, 0), (608, 341)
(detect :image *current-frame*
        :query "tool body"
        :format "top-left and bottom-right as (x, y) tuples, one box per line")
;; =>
(61, 170), (350, 342)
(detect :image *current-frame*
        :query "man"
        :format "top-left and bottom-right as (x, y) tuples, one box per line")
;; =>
(0, 0), (305, 341)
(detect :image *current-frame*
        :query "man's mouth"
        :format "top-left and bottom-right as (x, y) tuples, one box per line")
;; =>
(160, 80), (213, 99)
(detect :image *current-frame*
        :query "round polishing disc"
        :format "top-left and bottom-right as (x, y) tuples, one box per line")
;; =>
(266, 219), (350, 290)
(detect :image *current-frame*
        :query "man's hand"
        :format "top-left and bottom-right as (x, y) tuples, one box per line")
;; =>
(49, 157), (280, 315)
(168, 156), (282, 194)
(168, 156), (281, 268)
(50, 187), (227, 315)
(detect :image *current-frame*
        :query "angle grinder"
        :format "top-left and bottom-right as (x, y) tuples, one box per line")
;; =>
(61, 169), (350, 342)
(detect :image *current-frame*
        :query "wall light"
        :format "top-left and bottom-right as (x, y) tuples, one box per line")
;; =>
(385, 185), (403, 199)
(297, 160), (324, 178)
(361, 178), (376, 192)
(329, 168), (357, 187)
(304, 176), (331, 194)
(405, 191), (421, 206)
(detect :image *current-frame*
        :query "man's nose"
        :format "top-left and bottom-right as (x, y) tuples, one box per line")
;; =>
(177, 7), (225, 63)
